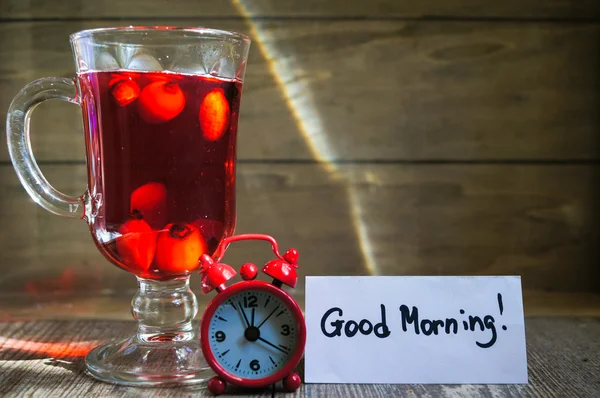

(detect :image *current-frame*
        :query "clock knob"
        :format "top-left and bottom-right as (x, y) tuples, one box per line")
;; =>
(200, 254), (237, 294)
(240, 262), (258, 280)
(262, 248), (299, 288)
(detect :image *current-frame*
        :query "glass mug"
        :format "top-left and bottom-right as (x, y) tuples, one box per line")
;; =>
(6, 27), (250, 386)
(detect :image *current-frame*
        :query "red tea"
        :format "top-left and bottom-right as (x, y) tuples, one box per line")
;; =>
(78, 70), (241, 279)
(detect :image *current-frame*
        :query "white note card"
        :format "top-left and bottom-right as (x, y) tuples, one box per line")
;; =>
(304, 276), (527, 384)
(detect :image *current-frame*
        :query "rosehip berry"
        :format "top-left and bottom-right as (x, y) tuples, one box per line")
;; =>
(138, 81), (185, 124)
(110, 79), (140, 107)
(127, 53), (163, 71)
(199, 88), (230, 141)
(96, 52), (119, 70)
(109, 72), (141, 87)
(155, 223), (206, 274)
(116, 210), (157, 273)
(130, 182), (167, 229)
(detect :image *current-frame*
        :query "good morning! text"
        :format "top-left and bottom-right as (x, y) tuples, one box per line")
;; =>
(320, 293), (507, 348)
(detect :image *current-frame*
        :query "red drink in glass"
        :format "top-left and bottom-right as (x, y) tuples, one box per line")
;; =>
(78, 70), (241, 279)
(8, 27), (250, 385)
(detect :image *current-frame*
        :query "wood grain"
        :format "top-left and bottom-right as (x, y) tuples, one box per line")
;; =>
(1, 0), (598, 19)
(305, 318), (600, 397)
(0, 163), (597, 297)
(1, 318), (599, 397)
(0, 320), (274, 397)
(2, 289), (600, 322)
(1, 20), (599, 161)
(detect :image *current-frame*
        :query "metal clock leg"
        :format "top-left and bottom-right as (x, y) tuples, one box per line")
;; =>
(283, 373), (302, 391)
(208, 376), (226, 395)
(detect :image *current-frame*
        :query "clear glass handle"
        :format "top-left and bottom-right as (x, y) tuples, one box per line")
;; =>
(6, 77), (86, 218)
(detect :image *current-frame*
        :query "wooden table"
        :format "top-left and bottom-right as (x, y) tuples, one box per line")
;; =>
(1, 317), (598, 397)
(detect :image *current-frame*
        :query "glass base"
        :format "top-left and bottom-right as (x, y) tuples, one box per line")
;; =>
(85, 332), (213, 387)
(85, 276), (213, 387)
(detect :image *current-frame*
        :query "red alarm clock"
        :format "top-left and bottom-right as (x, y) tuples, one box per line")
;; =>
(199, 234), (306, 395)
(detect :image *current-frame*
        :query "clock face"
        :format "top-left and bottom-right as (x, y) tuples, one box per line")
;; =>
(207, 288), (298, 380)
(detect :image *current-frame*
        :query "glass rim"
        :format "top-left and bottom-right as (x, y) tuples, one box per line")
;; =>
(70, 26), (251, 45)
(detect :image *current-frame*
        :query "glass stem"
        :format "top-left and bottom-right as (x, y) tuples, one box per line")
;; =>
(132, 276), (198, 342)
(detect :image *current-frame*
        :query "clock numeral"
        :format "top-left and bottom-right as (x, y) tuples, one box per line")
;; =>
(243, 295), (258, 308)
(281, 324), (291, 336)
(215, 331), (226, 342)
(250, 359), (261, 371)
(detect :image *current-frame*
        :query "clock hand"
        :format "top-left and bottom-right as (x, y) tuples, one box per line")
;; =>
(238, 302), (251, 327)
(230, 301), (249, 329)
(257, 337), (287, 354)
(256, 306), (279, 329)
(251, 308), (255, 327)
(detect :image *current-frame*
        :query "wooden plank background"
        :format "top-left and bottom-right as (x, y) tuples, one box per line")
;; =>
(0, 0), (599, 318)
(1, 0), (599, 19)
(1, 164), (598, 294)
(1, 21), (599, 161)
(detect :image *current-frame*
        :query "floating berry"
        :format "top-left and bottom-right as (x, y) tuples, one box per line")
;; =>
(108, 72), (141, 88)
(146, 71), (183, 83)
(130, 182), (167, 229)
(96, 52), (119, 70)
(138, 81), (185, 124)
(199, 88), (230, 141)
(110, 79), (140, 107)
(155, 223), (206, 274)
(116, 210), (157, 273)
(127, 53), (163, 71)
